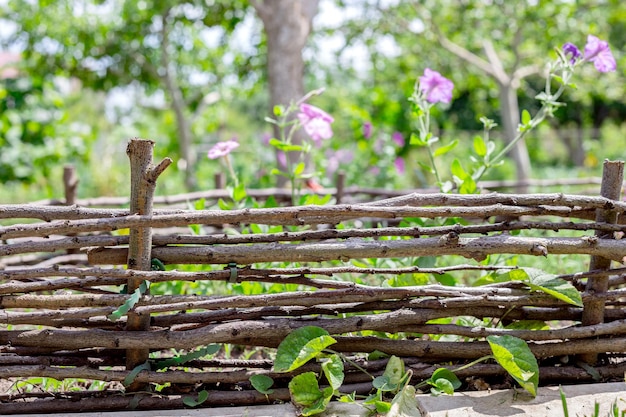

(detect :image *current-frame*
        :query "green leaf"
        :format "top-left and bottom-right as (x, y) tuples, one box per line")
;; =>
(273, 105), (284, 117)
(274, 326), (336, 372)
(410, 132), (427, 146)
(521, 109), (531, 125)
(269, 168), (287, 177)
(428, 368), (461, 395)
(288, 372), (324, 408)
(383, 356), (406, 388)
(487, 335), (539, 397)
(459, 175), (477, 194)
(183, 390), (209, 407)
(294, 162), (306, 176)
(123, 361), (151, 387)
(387, 385), (421, 417)
(232, 183), (247, 202)
(450, 158), (467, 179)
(505, 320), (549, 331)
(250, 374), (275, 394)
(433, 139), (458, 157)
(217, 198), (232, 210)
(431, 378), (454, 395)
(321, 354), (344, 390)
(372, 375), (395, 392)
(499, 267), (582, 307)
(473, 135), (487, 157)
(526, 270), (583, 307)
(108, 280), (150, 322)
(154, 345), (220, 370)
(417, 161), (435, 174)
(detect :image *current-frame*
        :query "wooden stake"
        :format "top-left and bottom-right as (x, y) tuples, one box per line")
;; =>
(124, 138), (171, 390)
(580, 159), (624, 364)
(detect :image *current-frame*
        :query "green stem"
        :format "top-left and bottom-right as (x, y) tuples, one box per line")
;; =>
(222, 154), (238, 187)
(476, 65), (570, 183)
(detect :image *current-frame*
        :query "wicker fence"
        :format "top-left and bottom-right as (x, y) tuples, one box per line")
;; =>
(1, 139), (626, 414)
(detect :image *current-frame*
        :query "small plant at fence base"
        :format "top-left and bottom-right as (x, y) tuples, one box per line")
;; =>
(247, 264), (583, 415)
(250, 326), (540, 416)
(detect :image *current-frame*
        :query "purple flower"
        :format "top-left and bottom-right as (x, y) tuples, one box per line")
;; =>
(584, 35), (616, 73)
(297, 103), (334, 143)
(392, 131), (405, 147)
(277, 150), (287, 169)
(325, 149), (354, 175)
(419, 68), (454, 104)
(562, 42), (582, 64)
(207, 140), (239, 159)
(362, 122), (373, 139)
(394, 157), (405, 175)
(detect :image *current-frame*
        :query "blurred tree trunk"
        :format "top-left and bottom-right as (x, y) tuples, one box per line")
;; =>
(252, 0), (320, 187)
(498, 83), (531, 182)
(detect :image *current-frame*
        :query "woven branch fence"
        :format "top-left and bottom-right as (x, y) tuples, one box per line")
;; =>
(1, 138), (626, 414)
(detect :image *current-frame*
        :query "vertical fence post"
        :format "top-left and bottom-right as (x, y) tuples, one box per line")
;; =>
(63, 165), (79, 255)
(63, 165), (79, 205)
(580, 159), (624, 364)
(125, 138), (172, 390)
(335, 170), (345, 204)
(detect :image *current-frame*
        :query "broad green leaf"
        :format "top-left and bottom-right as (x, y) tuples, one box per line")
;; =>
(500, 267), (582, 307)
(383, 356), (406, 388)
(487, 335), (539, 397)
(387, 385), (421, 417)
(321, 354), (344, 390)
(372, 375), (395, 392)
(250, 374), (274, 394)
(473, 135), (487, 157)
(429, 368), (461, 395)
(183, 390), (209, 407)
(459, 175), (477, 194)
(289, 372), (333, 415)
(232, 183), (247, 202)
(521, 109), (531, 125)
(289, 372), (323, 406)
(450, 159), (467, 179)
(274, 326), (336, 372)
(431, 378), (454, 395)
(433, 139), (458, 157)
(108, 280), (150, 322)
(526, 270), (583, 307)
(428, 368), (461, 392)
(154, 345), (220, 370)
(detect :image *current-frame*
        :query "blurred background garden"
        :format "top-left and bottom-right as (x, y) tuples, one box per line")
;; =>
(0, 0), (624, 202)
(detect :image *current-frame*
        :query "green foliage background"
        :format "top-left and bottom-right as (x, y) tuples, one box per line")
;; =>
(0, 0), (624, 201)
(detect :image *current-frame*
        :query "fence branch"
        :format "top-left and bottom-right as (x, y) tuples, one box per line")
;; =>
(87, 235), (626, 265)
(581, 160), (624, 364)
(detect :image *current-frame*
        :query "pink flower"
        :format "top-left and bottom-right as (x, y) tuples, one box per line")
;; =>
(584, 35), (616, 73)
(277, 150), (287, 169)
(392, 131), (405, 147)
(419, 68), (454, 104)
(325, 149), (354, 175)
(362, 122), (373, 139)
(394, 157), (405, 174)
(297, 103), (334, 143)
(207, 140), (239, 159)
